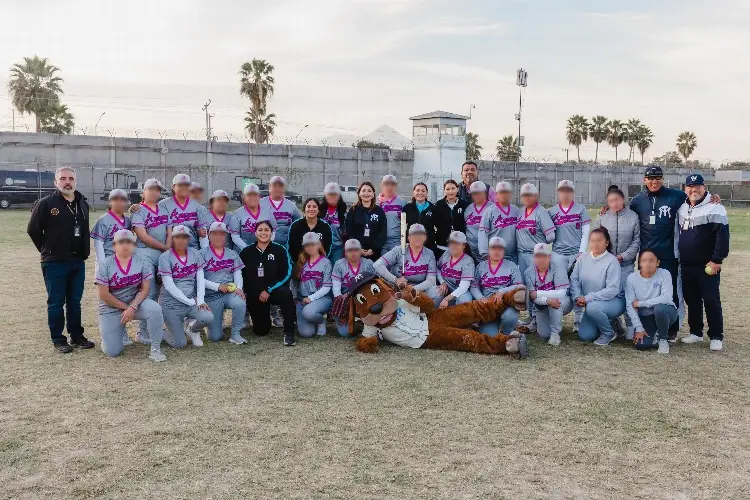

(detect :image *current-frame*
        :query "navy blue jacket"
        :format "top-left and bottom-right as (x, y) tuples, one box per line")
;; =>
(676, 193), (730, 266)
(629, 186), (685, 260)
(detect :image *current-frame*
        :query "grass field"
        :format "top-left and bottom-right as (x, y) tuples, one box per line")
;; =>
(1, 209), (749, 500)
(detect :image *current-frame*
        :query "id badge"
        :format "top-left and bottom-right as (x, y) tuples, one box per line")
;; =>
(649, 215), (656, 225)
(364, 227), (370, 237)
(73, 224), (81, 237)
(257, 266), (264, 278)
(682, 218), (690, 231)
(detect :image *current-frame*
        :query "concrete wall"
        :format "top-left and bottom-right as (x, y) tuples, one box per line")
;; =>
(715, 169), (750, 182)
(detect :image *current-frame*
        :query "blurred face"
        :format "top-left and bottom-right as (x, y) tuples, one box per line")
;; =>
(533, 253), (551, 270)
(55, 169), (76, 195)
(211, 197), (229, 214)
(174, 183), (190, 199)
(345, 248), (362, 262)
(359, 185), (374, 203)
(255, 224), (272, 243)
(110, 196), (128, 214)
(172, 234), (189, 251)
(462, 164), (478, 185)
(190, 188), (204, 202)
(413, 184), (428, 202)
(639, 251), (659, 275)
(143, 186), (161, 204)
(448, 241), (464, 256)
(209, 230), (226, 248)
(489, 245), (506, 262)
(409, 232), (426, 248)
(381, 181), (397, 197)
(244, 192), (259, 208)
(114, 239), (135, 258)
(607, 192), (625, 212)
(304, 242), (320, 257)
(471, 190), (487, 205)
(325, 192), (340, 206)
(269, 182), (285, 199)
(644, 176), (663, 192)
(521, 193), (537, 208)
(444, 183), (458, 200)
(497, 190), (512, 205)
(304, 200), (319, 218)
(557, 188), (574, 205)
(685, 184), (706, 203)
(589, 231), (607, 254)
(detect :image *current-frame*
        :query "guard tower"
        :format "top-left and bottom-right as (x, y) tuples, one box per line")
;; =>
(410, 110), (468, 200)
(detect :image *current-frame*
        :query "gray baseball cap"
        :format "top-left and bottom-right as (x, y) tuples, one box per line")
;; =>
(143, 178), (163, 190)
(408, 223), (427, 235)
(344, 239), (362, 251)
(302, 232), (320, 245)
(469, 181), (486, 194)
(113, 229), (136, 243)
(108, 189), (128, 200)
(448, 231), (467, 244)
(209, 221), (228, 233)
(489, 236), (506, 248)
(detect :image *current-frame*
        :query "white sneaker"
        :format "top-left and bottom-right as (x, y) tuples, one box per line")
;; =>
(548, 333), (561, 346)
(680, 334), (704, 344)
(710, 339), (723, 351)
(658, 340), (670, 354)
(187, 329), (204, 347)
(135, 333), (151, 345)
(316, 322), (327, 336)
(122, 335), (134, 346)
(149, 349), (167, 362)
(228, 334), (248, 345)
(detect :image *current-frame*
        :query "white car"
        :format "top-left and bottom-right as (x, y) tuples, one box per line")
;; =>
(339, 185), (358, 205)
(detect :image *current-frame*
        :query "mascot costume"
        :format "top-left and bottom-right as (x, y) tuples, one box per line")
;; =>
(332, 272), (528, 358)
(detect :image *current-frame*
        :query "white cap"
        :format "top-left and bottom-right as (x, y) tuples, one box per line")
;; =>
(520, 183), (538, 195)
(302, 232), (320, 245)
(209, 221), (227, 233)
(113, 229), (136, 243)
(172, 174), (190, 185)
(209, 189), (229, 202)
(324, 182), (340, 195)
(269, 175), (286, 186)
(108, 189), (128, 200)
(243, 183), (260, 195)
(172, 225), (190, 237)
(488, 236), (506, 248)
(495, 181), (512, 193)
(381, 174), (398, 184)
(469, 181), (486, 194)
(190, 182), (203, 191)
(143, 178), (163, 190)
(344, 239), (362, 251)
(448, 231), (467, 244)
(557, 179), (575, 190)
(533, 243), (553, 255)
(408, 224), (426, 235)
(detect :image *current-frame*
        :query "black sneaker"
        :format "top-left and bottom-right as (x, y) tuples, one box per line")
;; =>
(71, 336), (95, 349)
(54, 342), (73, 354)
(283, 333), (296, 346)
(667, 330), (678, 345)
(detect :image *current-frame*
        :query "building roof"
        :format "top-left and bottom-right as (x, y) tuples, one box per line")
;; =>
(409, 110), (470, 121)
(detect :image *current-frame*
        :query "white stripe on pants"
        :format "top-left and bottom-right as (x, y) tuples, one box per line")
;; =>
(202, 293), (247, 341)
(99, 298), (164, 357)
(534, 296), (573, 339)
(551, 252), (582, 326)
(159, 300), (214, 348)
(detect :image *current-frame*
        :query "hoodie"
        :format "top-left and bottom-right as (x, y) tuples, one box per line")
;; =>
(675, 191), (730, 266)
(591, 207), (641, 267)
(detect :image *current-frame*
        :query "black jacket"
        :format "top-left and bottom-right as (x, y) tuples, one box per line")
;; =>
(433, 198), (468, 247)
(344, 204), (388, 260)
(27, 190), (91, 262)
(629, 186), (686, 261)
(403, 200), (438, 252)
(287, 217), (333, 263)
(240, 242), (292, 297)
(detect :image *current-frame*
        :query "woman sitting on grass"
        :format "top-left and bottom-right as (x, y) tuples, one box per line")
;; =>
(374, 223), (439, 301)
(294, 232), (333, 338)
(524, 243), (572, 347)
(331, 239), (375, 336)
(435, 231), (475, 308)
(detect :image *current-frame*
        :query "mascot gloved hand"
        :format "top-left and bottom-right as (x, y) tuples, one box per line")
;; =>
(336, 272), (529, 358)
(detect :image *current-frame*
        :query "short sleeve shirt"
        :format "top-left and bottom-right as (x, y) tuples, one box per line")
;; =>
(437, 252), (475, 291)
(261, 197), (301, 245)
(548, 202), (591, 256)
(516, 204), (556, 253)
(332, 258), (375, 293)
(159, 197), (205, 248)
(199, 210), (241, 250)
(91, 211), (132, 258)
(465, 201), (494, 258)
(473, 259), (523, 297)
(95, 254), (151, 314)
(298, 256), (333, 298)
(379, 195), (407, 250)
(482, 204), (520, 257)
(380, 246), (437, 285)
(235, 204), (278, 246)
(524, 262), (569, 293)
(201, 245), (244, 300)
(157, 247), (206, 303)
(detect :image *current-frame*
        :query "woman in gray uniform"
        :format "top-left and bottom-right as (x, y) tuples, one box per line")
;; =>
(199, 190), (245, 251)
(294, 232), (333, 338)
(466, 181), (499, 262)
(524, 243), (572, 346)
(331, 239), (375, 336)
(374, 224), (439, 301)
(95, 230), (166, 362)
(235, 183), (278, 247)
(435, 231), (475, 308)
(261, 175), (302, 246)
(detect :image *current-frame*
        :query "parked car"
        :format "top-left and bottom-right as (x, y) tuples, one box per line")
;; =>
(0, 169), (55, 209)
(338, 185), (358, 205)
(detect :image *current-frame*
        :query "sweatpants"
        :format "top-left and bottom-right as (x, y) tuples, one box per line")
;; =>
(634, 304), (679, 350)
(99, 298), (164, 357)
(535, 296), (574, 340)
(552, 252), (583, 326)
(203, 293), (247, 342)
(137, 256), (160, 338)
(246, 286), (296, 336)
(478, 308), (519, 337)
(658, 258), (680, 335)
(681, 264), (723, 340)
(159, 300), (214, 348)
(296, 297), (332, 338)
(433, 291), (473, 308)
(578, 298), (625, 342)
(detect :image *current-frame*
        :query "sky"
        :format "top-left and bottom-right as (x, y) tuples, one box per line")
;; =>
(1, 0), (748, 164)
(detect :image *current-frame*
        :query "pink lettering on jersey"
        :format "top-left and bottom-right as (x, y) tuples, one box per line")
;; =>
(109, 272), (144, 289)
(205, 257), (235, 273)
(552, 212), (582, 228)
(516, 218), (537, 235)
(143, 212), (168, 230)
(171, 262), (199, 279)
(493, 214), (518, 229)
(481, 275), (512, 287)
(299, 270), (324, 288)
(170, 209), (198, 225)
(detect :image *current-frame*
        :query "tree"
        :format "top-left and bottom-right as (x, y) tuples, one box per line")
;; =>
(354, 139), (390, 149)
(636, 126), (653, 164)
(676, 131), (698, 164)
(606, 119), (625, 162)
(39, 103), (75, 134)
(653, 151), (683, 166)
(239, 59), (276, 144)
(465, 132), (482, 161)
(496, 135), (521, 162)
(565, 115), (589, 162)
(589, 115), (608, 163)
(624, 118), (643, 164)
(7, 55), (64, 133)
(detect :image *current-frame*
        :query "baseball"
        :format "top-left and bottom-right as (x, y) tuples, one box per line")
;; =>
(704, 265), (715, 276)
(226, 283), (237, 292)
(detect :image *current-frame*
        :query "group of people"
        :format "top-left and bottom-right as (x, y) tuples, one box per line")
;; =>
(27, 161), (729, 361)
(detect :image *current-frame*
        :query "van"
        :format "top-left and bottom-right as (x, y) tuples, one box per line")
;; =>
(0, 169), (56, 209)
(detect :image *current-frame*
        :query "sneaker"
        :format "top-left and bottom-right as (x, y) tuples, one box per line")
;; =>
(668, 330), (678, 345)
(658, 339), (670, 354)
(283, 332), (296, 346)
(122, 335), (134, 346)
(71, 336), (95, 349)
(187, 329), (204, 347)
(149, 349), (167, 362)
(272, 315), (284, 328)
(611, 318), (626, 340)
(709, 339), (723, 351)
(228, 334), (248, 345)
(680, 334), (704, 344)
(135, 333), (151, 345)
(316, 322), (327, 336)
(593, 334), (614, 347)
(242, 315), (253, 329)
(54, 342), (73, 354)
(548, 333), (561, 346)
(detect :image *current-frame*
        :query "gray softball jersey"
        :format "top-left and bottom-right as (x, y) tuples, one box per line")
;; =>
(523, 262), (569, 293)
(548, 202), (591, 256)
(200, 245), (244, 301)
(131, 203), (169, 264)
(157, 248), (206, 305)
(95, 254), (151, 314)
(437, 252), (475, 291)
(379, 195), (407, 251)
(322, 206), (344, 249)
(158, 196), (206, 248)
(261, 197), (302, 245)
(465, 201), (495, 259)
(471, 259), (523, 298)
(234, 204), (278, 246)
(481, 204), (520, 257)
(380, 246), (437, 284)
(91, 211), (133, 258)
(332, 258), (375, 293)
(516, 204), (556, 253)
(298, 256), (333, 297)
(198, 210), (241, 249)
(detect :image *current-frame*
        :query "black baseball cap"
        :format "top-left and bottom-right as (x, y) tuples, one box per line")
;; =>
(685, 174), (704, 186)
(644, 166), (663, 178)
(349, 271), (378, 294)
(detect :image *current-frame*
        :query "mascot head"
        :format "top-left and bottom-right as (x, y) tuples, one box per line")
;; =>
(331, 272), (400, 335)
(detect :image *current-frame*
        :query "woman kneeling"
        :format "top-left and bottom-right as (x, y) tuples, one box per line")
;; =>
(295, 232), (333, 337)
(525, 243), (572, 346)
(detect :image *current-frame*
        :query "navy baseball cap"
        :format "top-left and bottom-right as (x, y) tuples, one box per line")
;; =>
(644, 166), (663, 178)
(685, 174), (704, 186)
(349, 271), (378, 294)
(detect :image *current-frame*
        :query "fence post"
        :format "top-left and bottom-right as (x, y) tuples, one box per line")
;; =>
(91, 164), (95, 212)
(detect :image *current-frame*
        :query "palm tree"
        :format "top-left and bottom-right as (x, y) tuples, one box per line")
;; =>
(244, 108), (276, 144)
(465, 132), (482, 161)
(676, 131), (698, 164)
(239, 59), (276, 143)
(606, 119), (625, 161)
(496, 135), (521, 162)
(39, 103), (75, 134)
(565, 115), (589, 162)
(7, 55), (64, 133)
(636, 126), (653, 164)
(589, 115), (608, 163)
(624, 118), (643, 164)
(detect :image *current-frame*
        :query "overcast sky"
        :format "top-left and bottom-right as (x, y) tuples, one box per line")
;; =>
(1, 0), (748, 163)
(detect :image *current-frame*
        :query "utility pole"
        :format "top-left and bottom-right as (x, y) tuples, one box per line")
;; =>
(12, 109), (15, 132)
(515, 68), (528, 159)
(202, 100), (213, 142)
(562, 148), (570, 162)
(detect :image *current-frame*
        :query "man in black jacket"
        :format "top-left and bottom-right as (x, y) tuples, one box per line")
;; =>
(457, 161), (496, 205)
(27, 167), (95, 353)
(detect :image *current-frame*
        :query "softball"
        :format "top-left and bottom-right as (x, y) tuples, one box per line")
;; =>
(704, 265), (715, 276)
(226, 283), (237, 292)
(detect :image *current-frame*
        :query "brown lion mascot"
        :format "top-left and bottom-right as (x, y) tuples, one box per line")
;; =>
(331, 272), (529, 358)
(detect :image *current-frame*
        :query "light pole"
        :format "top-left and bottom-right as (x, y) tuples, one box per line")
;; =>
(95, 112), (106, 135)
(515, 68), (528, 154)
(294, 124), (309, 141)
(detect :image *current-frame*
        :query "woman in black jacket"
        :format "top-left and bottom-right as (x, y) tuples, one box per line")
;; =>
(239, 220), (297, 346)
(433, 179), (468, 260)
(288, 198), (333, 264)
(344, 181), (387, 261)
(403, 182), (438, 253)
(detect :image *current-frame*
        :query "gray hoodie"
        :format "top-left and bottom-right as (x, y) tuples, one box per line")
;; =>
(624, 268), (676, 332)
(591, 207), (640, 266)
